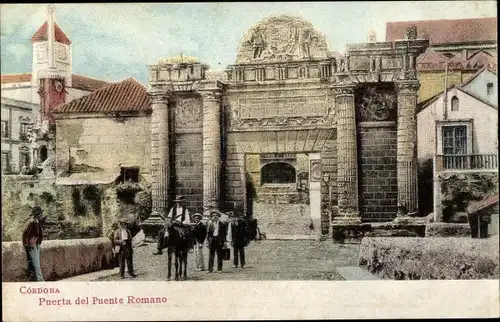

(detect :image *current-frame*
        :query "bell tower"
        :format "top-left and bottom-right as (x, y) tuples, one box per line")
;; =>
(31, 4), (72, 108)
(37, 4), (67, 124)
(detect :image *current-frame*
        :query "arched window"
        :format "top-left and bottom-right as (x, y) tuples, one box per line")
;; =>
(451, 96), (459, 111)
(261, 162), (296, 184)
(39, 146), (48, 162)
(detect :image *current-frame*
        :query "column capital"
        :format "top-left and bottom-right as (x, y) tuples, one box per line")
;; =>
(332, 84), (356, 97)
(395, 80), (420, 94)
(199, 89), (223, 102)
(148, 89), (170, 104)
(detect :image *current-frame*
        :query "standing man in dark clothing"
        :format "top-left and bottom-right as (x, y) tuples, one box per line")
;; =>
(113, 218), (138, 279)
(227, 212), (250, 268)
(206, 210), (227, 273)
(22, 206), (46, 281)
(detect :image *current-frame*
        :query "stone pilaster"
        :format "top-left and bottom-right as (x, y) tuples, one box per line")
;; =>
(332, 84), (361, 224)
(142, 89), (170, 240)
(200, 90), (222, 210)
(395, 81), (419, 216)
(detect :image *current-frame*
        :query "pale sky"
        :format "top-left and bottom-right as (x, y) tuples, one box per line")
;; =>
(0, 2), (497, 85)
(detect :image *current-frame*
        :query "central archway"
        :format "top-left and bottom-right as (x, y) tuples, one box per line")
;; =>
(261, 162), (296, 184)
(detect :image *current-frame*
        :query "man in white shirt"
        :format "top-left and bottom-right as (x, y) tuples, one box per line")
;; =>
(153, 195), (191, 255)
(166, 195), (191, 225)
(113, 219), (137, 279)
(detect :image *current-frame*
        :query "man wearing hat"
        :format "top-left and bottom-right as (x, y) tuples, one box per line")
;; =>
(192, 213), (207, 271)
(22, 206), (47, 281)
(226, 211), (250, 268)
(113, 218), (138, 279)
(206, 209), (227, 273)
(153, 195), (191, 255)
(166, 195), (191, 225)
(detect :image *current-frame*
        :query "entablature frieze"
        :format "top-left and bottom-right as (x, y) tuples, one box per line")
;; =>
(394, 80), (420, 95)
(148, 89), (171, 104)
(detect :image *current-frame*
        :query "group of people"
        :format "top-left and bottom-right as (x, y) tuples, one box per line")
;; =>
(154, 195), (251, 274)
(21, 195), (253, 281)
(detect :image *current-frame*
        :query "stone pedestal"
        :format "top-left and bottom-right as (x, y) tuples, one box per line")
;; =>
(200, 90), (222, 210)
(333, 85), (361, 226)
(142, 89), (170, 240)
(395, 81), (419, 216)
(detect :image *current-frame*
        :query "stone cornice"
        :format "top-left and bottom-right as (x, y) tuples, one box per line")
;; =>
(395, 80), (420, 94)
(332, 84), (356, 96)
(148, 89), (171, 104)
(199, 89), (222, 102)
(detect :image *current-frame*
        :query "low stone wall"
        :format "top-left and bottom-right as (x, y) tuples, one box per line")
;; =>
(425, 222), (471, 237)
(2, 238), (114, 282)
(359, 237), (499, 280)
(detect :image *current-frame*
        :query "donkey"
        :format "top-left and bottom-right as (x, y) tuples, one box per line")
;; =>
(163, 219), (195, 281)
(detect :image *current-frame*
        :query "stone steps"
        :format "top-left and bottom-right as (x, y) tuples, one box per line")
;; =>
(253, 202), (320, 237)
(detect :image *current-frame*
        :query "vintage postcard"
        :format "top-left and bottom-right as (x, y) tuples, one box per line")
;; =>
(1, 2), (499, 321)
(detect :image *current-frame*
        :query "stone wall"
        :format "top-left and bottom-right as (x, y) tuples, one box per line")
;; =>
(358, 124), (398, 222)
(359, 236), (499, 280)
(1, 175), (117, 241)
(55, 115), (151, 176)
(2, 238), (114, 282)
(223, 142), (246, 212)
(174, 133), (204, 213)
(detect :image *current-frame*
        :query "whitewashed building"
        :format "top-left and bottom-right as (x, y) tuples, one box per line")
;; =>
(417, 68), (498, 163)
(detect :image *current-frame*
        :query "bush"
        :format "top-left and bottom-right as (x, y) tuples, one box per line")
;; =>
(359, 237), (499, 280)
(116, 181), (142, 203)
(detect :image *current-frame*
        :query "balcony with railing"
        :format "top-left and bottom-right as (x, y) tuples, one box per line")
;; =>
(435, 154), (498, 172)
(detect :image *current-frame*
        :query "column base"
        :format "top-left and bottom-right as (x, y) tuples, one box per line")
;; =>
(141, 217), (165, 242)
(331, 215), (367, 244)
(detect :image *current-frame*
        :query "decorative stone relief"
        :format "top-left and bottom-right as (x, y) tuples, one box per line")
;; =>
(356, 86), (397, 122)
(236, 15), (329, 63)
(230, 93), (334, 129)
(175, 97), (202, 130)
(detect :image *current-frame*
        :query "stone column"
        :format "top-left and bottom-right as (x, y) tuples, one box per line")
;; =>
(333, 85), (361, 224)
(395, 81), (420, 216)
(142, 89), (170, 240)
(200, 90), (222, 210)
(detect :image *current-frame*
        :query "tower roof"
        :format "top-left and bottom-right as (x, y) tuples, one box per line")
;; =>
(31, 21), (71, 45)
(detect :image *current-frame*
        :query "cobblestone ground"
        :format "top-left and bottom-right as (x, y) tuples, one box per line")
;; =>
(98, 240), (359, 281)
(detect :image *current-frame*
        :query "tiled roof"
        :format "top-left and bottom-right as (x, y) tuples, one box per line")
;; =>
(71, 74), (109, 92)
(386, 17), (497, 45)
(0, 73), (109, 91)
(463, 50), (498, 71)
(416, 48), (498, 72)
(416, 48), (449, 70)
(31, 21), (71, 45)
(1, 73), (32, 84)
(54, 78), (151, 114)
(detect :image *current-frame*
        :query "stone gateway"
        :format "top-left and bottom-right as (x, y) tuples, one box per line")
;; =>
(142, 15), (428, 241)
